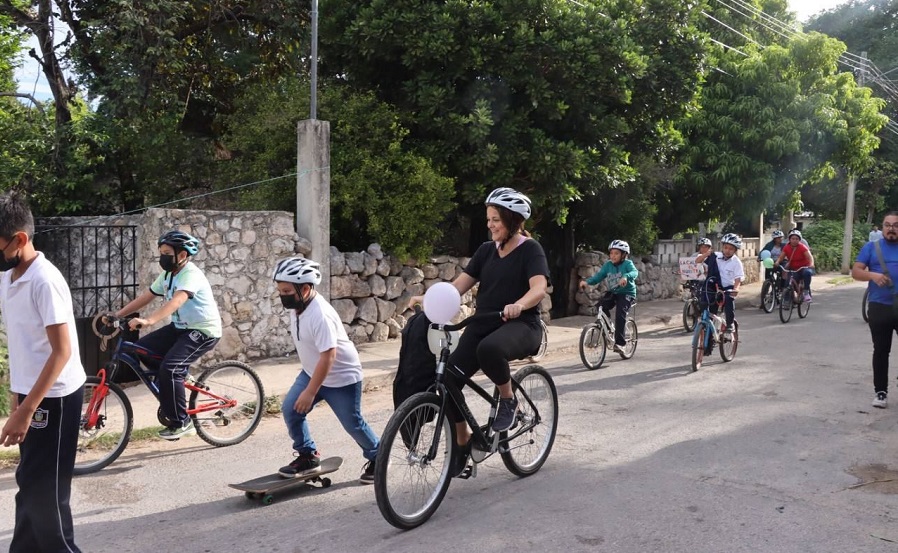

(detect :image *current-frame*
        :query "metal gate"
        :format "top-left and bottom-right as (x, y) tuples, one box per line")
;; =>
(33, 224), (140, 376)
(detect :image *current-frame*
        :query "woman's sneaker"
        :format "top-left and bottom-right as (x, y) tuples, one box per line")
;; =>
(491, 397), (519, 432)
(158, 420), (196, 441)
(359, 460), (376, 485)
(450, 441), (472, 478)
(279, 450), (322, 478)
(873, 391), (888, 409)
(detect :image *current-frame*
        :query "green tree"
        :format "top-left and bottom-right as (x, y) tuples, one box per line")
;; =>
(673, 32), (886, 231)
(218, 78), (454, 260)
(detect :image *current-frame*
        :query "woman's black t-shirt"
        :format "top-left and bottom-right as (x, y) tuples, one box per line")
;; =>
(464, 238), (550, 320)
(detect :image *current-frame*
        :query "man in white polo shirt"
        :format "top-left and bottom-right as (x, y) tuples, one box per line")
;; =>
(0, 191), (86, 553)
(696, 233), (745, 339)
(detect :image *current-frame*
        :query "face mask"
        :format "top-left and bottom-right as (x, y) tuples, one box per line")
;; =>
(159, 254), (177, 272)
(280, 294), (303, 310)
(0, 237), (21, 272)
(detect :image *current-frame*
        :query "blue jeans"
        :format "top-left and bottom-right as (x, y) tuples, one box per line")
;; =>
(282, 371), (379, 461)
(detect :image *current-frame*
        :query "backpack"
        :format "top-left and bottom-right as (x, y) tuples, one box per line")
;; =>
(392, 309), (438, 408)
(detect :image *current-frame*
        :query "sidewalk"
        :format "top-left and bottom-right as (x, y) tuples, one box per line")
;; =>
(118, 272), (850, 429)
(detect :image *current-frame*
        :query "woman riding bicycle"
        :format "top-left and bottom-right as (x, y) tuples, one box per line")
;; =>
(578, 240), (638, 354)
(775, 230), (815, 303)
(412, 187), (548, 474)
(695, 233), (744, 338)
(759, 230), (786, 282)
(112, 230), (222, 440)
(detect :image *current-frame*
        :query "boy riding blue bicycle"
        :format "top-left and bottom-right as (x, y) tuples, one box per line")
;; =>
(695, 233), (744, 339)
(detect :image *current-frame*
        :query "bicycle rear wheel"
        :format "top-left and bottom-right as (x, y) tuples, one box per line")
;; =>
(579, 323), (607, 370)
(683, 301), (698, 332)
(375, 392), (454, 530)
(619, 319), (638, 359)
(719, 321), (738, 362)
(798, 290), (811, 319)
(761, 281), (775, 313)
(779, 290), (794, 323)
(74, 376), (133, 475)
(501, 365), (558, 477)
(691, 324), (706, 372)
(529, 319), (549, 362)
(189, 361), (265, 447)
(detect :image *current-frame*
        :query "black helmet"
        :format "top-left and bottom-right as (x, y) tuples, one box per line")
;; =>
(158, 230), (200, 256)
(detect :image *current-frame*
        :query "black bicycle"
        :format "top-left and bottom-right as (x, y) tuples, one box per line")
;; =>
(760, 266), (785, 313)
(374, 313), (558, 530)
(681, 280), (703, 332)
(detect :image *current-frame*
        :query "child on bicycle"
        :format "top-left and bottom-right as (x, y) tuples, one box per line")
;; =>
(273, 257), (380, 484)
(0, 191), (86, 552)
(579, 240), (638, 354)
(113, 230), (221, 440)
(695, 233), (744, 338)
(775, 229), (815, 303)
(759, 230), (785, 282)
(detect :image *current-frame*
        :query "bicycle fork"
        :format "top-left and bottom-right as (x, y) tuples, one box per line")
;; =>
(84, 368), (110, 430)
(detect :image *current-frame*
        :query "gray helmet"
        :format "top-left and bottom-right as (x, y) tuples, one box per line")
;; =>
(720, 233), (743, 250)
(788, 229), (803, 239)
(771, 230), (785, 239)
(272, 257), (322, 285)
(485, 187), (532, 220)
(697, 237), (712, 247)
(158, 230), (200, 256)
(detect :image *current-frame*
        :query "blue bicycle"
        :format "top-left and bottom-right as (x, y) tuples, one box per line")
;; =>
(690, 287), (739, 372)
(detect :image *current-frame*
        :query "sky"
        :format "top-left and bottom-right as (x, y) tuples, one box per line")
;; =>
(11, 0), (855, 101)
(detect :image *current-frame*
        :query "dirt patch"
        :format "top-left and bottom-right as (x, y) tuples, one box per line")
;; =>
(846, 464), (898, 494)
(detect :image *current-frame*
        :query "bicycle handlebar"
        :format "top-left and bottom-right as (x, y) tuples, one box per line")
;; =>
(431, 311), (504, 332)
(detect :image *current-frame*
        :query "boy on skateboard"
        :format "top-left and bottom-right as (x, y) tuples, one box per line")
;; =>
(273, 257), (380, 484)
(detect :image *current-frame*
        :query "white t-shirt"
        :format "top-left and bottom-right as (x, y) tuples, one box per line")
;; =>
(0, 253), (86, 397)
(713, 252), (746, 288)
(289, 294), (363, 388)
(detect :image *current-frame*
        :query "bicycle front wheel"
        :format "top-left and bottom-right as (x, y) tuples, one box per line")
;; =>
(74, 376), (133, 476)
(190, 361), (265, 447)
(761, 281), (775, 313)
(719, 321), (738, 362)
(619, 319), (638, 359)
(691, 324), (706, 372)
(579, 323), (607, 370)
(779, 291), (794, 323)
(682, 301), (698, 332)
(375, 392), (454, 530)
(501, 365), (558, 477)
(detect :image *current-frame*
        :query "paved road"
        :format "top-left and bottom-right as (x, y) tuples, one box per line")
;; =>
(2, 282), (897, 552)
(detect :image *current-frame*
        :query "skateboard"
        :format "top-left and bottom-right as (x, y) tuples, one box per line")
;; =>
(229, 456), (343, 505)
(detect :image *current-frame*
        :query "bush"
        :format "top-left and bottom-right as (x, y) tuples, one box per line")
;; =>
(802, 219), (868, 272)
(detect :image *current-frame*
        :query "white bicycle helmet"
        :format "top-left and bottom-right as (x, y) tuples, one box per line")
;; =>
(771, 230), (785, 239)
(272, 257), (322, 285)
(720, 233), (743, 250)
(697, 237), (712, 247)
(609, 239), (630, 254)
(788, 229), (802, 239)
(485, 187), (532, 220)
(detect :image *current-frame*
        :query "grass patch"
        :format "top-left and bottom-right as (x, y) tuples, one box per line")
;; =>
(0, 449), (18, 470)
(0, 425), (167, 469)
(827, 276), (855, 286)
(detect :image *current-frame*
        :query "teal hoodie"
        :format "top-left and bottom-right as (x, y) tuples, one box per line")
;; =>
(585, 259), (638, 297)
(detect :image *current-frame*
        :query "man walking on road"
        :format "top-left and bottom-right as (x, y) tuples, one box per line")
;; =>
(853, 212), (898, 408)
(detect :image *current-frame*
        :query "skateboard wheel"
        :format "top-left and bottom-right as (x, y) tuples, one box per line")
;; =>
(262, 494), (274, 505)
(321, 477), (332, 488)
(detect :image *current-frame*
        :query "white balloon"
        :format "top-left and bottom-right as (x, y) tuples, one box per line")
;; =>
(423, 282), (461, 324)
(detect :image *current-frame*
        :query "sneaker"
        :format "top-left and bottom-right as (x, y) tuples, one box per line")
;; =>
(278, 450), (322, 478)
(873, 392), (888, 409)
(450, 441), (472, 478)
(158, 420), (196, 441)
(359, 459), (376, 485)
(491, 397), (519, 432)
(803, 292), (812, 303)
(612, 343), (625, 354)
(723, 326), (734, 341)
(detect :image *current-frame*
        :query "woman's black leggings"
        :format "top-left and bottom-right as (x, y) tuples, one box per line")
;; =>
(446, 317), (542, 422)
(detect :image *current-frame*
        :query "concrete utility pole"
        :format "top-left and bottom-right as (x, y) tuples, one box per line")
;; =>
(296, 0), (331, 298)
(841, 51), (866, 274)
